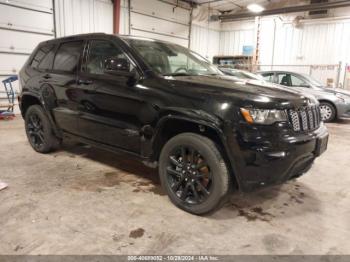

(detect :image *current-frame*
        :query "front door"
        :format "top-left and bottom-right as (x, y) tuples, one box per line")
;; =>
(76, 39), (143, 153)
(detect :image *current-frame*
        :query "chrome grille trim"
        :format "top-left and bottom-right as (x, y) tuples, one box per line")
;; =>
(288, 106), (321, 132)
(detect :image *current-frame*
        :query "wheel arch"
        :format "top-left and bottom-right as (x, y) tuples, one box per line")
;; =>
(151, 115), (239, 189)
(20, 93), (62, 138)
(20, 93), (42, 117)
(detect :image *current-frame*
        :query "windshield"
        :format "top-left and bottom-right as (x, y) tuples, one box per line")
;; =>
(301, 74), (324, 87)
(125, 38), (222, 76)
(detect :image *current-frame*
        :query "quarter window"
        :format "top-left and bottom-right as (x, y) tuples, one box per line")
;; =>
(86, 40), (133, 75)
(53, 41), (83, 72)
(31, 44), (56, 70)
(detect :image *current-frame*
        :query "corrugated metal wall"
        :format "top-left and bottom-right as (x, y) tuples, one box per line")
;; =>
(218, 17), (350, 65)
(190, 25), (220, 62)
(54, 0), (113, 37)
(217, 16), (350, 85)
(120, 0), (191, 47)
(219, 29), (255, 57)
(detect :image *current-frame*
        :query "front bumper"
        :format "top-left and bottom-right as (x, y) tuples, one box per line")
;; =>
(225, 122), (329, 192)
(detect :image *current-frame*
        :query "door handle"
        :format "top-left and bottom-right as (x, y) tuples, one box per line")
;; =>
(78, 79), (93, 85)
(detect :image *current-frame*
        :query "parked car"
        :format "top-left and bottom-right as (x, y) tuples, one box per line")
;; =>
(258, 71), (350, 122)
(219, 68), (264, 81)
(18, 34), (328, 214)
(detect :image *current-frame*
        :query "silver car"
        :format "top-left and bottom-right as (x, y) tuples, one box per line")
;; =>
(258, 71), (350, 122)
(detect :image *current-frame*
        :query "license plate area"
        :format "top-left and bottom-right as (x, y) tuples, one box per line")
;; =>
(315, 134), (328, 157)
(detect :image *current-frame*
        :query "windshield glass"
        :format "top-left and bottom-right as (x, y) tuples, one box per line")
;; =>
(125, 38), (222, 76)
(301, 74), (324, 87)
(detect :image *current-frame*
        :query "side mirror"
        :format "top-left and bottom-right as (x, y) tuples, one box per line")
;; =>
(104, 57), (135, 77)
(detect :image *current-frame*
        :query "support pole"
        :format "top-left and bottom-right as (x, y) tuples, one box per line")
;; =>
(113, 0), (121, 34)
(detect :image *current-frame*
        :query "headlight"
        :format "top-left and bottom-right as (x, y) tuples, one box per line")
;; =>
(240, 108), (287, 125)
(335, 93), (348, 102)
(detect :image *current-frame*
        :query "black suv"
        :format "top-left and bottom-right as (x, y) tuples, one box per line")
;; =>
(18, 33), (329, 214)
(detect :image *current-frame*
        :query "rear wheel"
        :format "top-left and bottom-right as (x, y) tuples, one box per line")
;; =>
(159, 133), (231, 215)
(25, 105), (60, 153)
(319, 102), (336, 122)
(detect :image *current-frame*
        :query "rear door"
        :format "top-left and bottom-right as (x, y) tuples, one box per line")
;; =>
(76, 38), (144, 153)
(49, 40), (84, 135)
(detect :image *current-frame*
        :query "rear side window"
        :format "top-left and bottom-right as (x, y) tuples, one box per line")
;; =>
(53, 41), (83, 73)
(31, 44), (56, 70)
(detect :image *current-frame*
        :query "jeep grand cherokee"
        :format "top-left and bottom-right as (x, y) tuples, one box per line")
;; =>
(18, 33), (329, 214)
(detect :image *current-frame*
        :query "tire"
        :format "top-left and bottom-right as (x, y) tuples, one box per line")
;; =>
(25, 105), (60, 153)
(319, 102), (336, 122)
(158, 133), (231, 215)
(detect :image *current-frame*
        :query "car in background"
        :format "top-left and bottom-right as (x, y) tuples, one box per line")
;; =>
(219, 68), (264, 81)
(258, 71), (350, 122)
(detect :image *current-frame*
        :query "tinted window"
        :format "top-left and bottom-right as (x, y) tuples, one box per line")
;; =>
(31, 44), (55, 70)
(53, 41), (83, 72)
(86, 40), (133, 75)
(262, 73), (274, 82)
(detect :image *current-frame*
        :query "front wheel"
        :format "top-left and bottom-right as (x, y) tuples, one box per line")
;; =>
(158, 133), (231, 215)
(319, 102), (336, 122)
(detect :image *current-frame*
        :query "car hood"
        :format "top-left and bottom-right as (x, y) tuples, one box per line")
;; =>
(166, 75), (316, 109)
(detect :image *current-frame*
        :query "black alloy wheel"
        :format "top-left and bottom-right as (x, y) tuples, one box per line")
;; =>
(166, 145), (212, 205)
(27, 113), (45, 150)
(159, 133), (231, 215)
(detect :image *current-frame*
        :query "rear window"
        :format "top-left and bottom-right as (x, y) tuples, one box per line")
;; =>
(53, 41), (83, 73)
(30, 44), (56, 70)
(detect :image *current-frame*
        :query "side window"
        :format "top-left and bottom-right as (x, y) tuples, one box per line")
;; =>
(261, 73), (274, 82)
(291, 75), (309, 87)
(53, 41), (83, 73)
(277, 73), (292, 86)
(31, 44), (56, 70)
(86, 40), (133, 75)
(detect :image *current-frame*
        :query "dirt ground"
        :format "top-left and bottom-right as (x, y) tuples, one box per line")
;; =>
(0, 117), (349, 254)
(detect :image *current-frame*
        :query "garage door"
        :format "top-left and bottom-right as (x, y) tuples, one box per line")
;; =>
(130, 0), (191, 47)
(0, 0), (54, 79)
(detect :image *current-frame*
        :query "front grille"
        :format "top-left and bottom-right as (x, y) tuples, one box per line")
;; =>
(288, 106), (321, 132)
